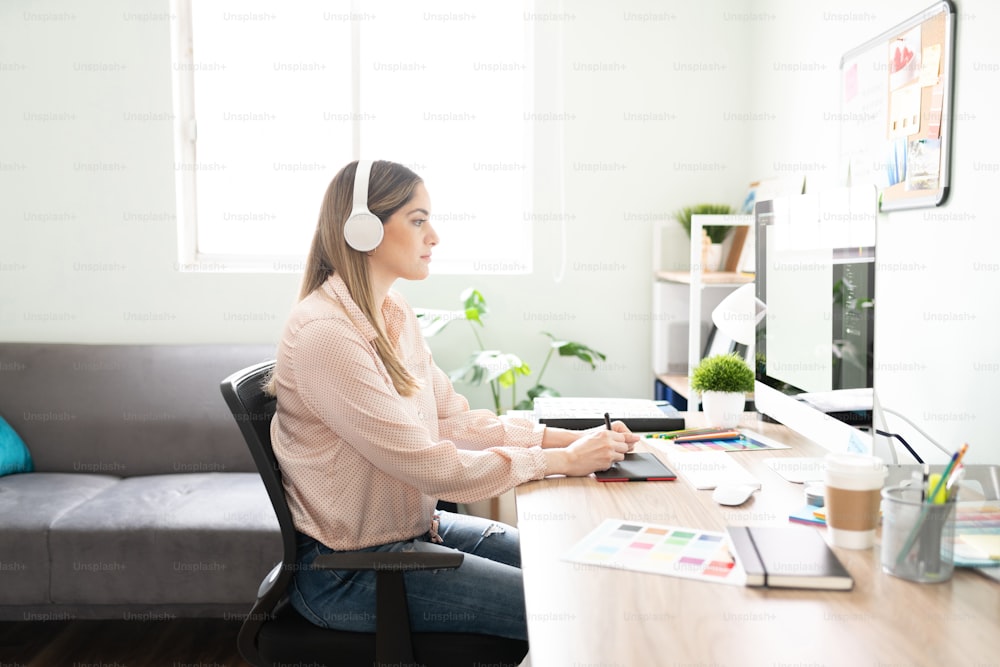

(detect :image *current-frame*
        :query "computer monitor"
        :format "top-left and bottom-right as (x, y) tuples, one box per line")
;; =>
(753, 186), (882, 456)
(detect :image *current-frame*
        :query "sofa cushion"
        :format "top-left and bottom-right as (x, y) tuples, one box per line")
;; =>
(48, 473), (281, 606)
(0, 472), (119, 604)
(0, 415), (33, 477)
(0, 343), (275, 476)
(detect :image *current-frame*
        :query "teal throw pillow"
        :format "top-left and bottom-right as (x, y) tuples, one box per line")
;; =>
(0, 415), (34, 477)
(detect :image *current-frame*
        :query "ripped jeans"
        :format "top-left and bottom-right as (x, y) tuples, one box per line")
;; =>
(289, 511), (528, 640)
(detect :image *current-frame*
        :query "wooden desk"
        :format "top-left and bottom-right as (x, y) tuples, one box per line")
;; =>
(515, 414), (1000, 666)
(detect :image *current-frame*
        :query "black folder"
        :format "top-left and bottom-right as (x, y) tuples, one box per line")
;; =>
(539, 416), (685, 431)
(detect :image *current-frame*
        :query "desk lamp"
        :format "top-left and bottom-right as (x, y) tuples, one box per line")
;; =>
(710, 282), (763, 347)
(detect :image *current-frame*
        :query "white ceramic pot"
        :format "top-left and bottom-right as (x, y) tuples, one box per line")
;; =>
(701, 391), (745, 429)
(702, 243), (724, 272)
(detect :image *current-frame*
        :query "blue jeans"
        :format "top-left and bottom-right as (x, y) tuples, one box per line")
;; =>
(289, 511), (528, 641)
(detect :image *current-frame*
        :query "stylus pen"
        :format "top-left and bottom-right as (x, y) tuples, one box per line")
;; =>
(604, 412), (616, 469)
(673, 430), (741, 443)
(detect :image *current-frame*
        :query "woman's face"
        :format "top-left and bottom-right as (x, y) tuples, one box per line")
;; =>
(368, 182), (438, 285)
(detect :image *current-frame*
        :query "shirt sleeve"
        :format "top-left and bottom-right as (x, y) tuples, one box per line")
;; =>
(290, 317), (548, 503)
(429, 359), (545, 451)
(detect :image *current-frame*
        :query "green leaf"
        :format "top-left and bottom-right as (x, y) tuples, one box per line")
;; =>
(492, 353), (530, 387)
(690, 353), (755, 393)
(513, 397), (535, 411)
(414, 308), (466, 337)
(460, 288), (488, 323)
(542, 332), (606, 369)
(527, 384), (559, 400)
(448, 354), (488, 386)
(451, 350), (530, 388)
(674, 203), (734, 243)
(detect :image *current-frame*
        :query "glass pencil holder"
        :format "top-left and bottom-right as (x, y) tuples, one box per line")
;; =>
(880, 484), (956, 583)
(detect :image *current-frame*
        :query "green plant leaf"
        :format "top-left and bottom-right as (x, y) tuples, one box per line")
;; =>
(543, 332), (606, 369)
(513, 397), (535, 411)
(438, 289), (608, 411)
(494, 353), (530, 388)
(449, 352), (490, 386)
(674, 203), (734, 243)
(690, 353), (755, 393)
(527, 384), (559, 400)
(514, 384), (558, 411)
(451, 350), (530, 388)
(414, 308), (465, 337)
(460, 287), (488, 324)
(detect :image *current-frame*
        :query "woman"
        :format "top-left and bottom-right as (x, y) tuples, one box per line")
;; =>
(269, 159), (637, 641)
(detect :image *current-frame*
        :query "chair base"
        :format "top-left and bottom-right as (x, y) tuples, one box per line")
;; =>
(254, 601), (529, 667)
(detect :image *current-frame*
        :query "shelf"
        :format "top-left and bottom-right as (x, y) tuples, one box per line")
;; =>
(654, 372), (755, 412)
(655, 373), (755, 401)
(655, 271), (754, 286)
(651, 213), (754, 411)
(656, 373), (691, 397)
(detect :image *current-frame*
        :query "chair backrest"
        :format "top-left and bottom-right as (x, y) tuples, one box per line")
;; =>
(219, 361), (297, 602)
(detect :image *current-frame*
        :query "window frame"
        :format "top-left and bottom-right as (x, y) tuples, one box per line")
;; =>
(169, 0), (534, 275)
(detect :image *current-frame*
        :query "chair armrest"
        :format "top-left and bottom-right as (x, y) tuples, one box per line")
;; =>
(312, 550), (465, 664)
(313, 551), (464, 571)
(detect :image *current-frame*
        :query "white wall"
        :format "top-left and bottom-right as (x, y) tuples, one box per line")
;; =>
(0, 0), (751, 411)
(748, 0), (1000, 465)
(3, 0), (994, 466)
(0, 0), (299, 344)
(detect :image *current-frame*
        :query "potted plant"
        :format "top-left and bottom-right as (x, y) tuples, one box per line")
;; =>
(690, 353), (754, 429)
(675, 203), (733, 271)
(417, 288), (606, 414)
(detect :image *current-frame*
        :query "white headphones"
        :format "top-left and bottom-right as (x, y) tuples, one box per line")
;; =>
(343, 159), (384, 252)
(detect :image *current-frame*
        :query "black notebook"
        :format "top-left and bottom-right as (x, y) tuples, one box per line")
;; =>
(726, 525), (854, 590)
(593, 452), (677, 483)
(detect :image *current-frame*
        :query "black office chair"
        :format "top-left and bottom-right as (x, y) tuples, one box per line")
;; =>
(220, 360), (529, 667)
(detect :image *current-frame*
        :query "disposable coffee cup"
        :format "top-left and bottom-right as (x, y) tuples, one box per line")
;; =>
(823, 452), (887, 549)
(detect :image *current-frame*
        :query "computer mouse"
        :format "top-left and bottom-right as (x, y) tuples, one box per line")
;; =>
(711, 483), (760, 506)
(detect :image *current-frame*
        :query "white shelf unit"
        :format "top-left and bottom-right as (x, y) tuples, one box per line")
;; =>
(652, 214), (753, 409)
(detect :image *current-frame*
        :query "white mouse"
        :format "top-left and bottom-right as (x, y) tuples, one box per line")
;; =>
(711, 483), (760, 506)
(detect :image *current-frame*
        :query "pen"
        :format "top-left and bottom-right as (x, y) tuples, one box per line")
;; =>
(920, 463), (929, 502)
(896, 443), (969, 566)
(927, 443), (968, 506)
(673, 430), (742, 443)
(945, 465), (965, 501)
(604, 412), (617, 470)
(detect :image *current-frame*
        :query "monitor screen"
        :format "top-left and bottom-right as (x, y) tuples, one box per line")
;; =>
(754, 186), (878, 452)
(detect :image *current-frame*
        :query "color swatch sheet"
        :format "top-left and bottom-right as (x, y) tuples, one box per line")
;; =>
(954, 502), (1000, 567)
(646, 429), (791, 453)
(563, 518), (746, 586)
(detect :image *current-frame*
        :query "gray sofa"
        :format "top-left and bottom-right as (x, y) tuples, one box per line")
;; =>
(0, 343), (282, 620)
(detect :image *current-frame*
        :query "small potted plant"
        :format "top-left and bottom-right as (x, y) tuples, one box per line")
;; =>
(674, 203), (733, 271)
(690, 353), (755, 429)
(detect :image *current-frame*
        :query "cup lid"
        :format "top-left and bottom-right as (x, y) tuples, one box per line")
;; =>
(824, 452), (887, 477)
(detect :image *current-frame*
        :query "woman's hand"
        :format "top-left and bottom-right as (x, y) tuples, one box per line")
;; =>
(542, 421), (640, 452)
(542, 427), (635, 477)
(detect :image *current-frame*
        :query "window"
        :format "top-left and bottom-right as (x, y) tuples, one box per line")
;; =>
(171, 1), (533, 274)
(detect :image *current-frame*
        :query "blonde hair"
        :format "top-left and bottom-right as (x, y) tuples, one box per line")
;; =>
(289, 160), (424, 397)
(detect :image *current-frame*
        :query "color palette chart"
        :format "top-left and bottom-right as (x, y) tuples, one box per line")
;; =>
(563, 518), (747, 586)
(669, 435), (785, 453)
(954, 502), (1000, 567)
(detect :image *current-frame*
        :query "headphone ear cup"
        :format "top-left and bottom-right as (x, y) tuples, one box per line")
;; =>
(344, 211), (384, 252)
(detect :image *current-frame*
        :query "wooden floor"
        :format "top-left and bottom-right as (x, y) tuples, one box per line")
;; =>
(0, 618), (250, 667)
